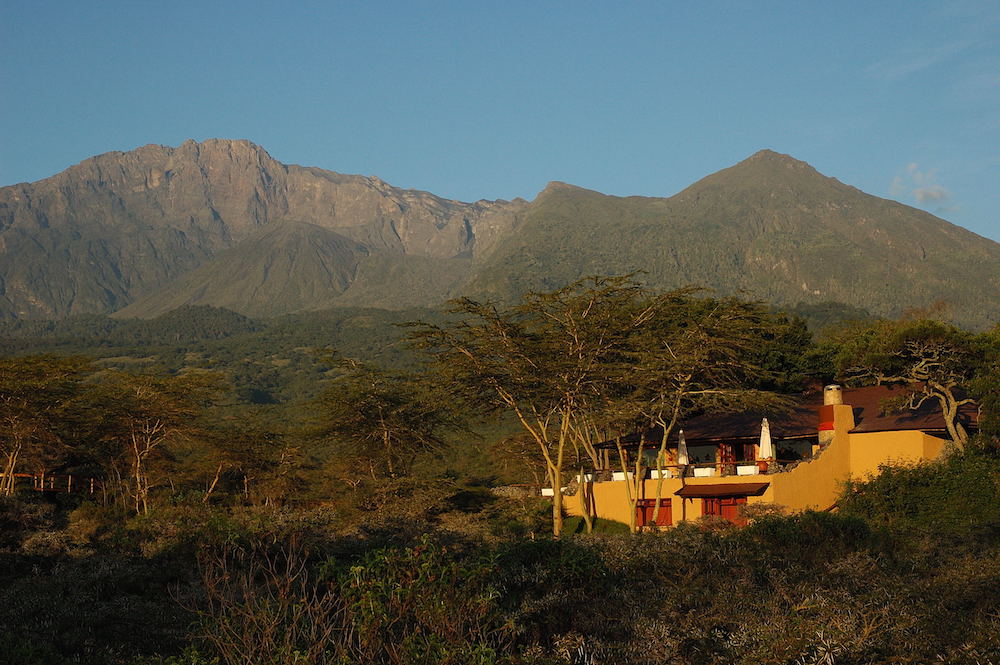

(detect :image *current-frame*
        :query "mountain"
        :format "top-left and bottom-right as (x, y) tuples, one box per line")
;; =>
(115, 221), (369, 318)
(468, 151), (1000, 327)
(2, 141), (998, 328)
(0, 139), (524, 319)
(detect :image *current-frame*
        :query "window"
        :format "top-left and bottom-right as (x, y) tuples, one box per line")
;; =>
(687, 444), (716, 464)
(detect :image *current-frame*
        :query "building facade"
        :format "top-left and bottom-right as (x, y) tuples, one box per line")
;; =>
(561, 385), (976, 528)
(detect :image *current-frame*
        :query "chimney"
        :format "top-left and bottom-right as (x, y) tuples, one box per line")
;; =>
(818, 385), (843, 447)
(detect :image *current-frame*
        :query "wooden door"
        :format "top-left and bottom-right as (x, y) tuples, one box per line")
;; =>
(702, 496), (747, 525)
(637, 499), (672, 527)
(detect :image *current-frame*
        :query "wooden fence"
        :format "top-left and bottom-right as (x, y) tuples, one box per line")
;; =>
(11, 472), (100, 495)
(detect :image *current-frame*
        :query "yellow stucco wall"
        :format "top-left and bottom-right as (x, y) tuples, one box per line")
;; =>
(565, 403), (949, 526)
(766, 403), (854, 512)
(848, 430), (947, 480)
(573, 473), (777, 525)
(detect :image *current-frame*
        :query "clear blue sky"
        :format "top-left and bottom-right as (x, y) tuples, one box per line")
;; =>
(2, 1), (999, 240)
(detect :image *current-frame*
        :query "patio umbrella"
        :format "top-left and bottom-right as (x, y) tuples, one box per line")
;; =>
(759, 417), (775, 459)
(676, 429), (689, 466)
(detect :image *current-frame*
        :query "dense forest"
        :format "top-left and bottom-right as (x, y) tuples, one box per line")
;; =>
(1, 279), (998, 664)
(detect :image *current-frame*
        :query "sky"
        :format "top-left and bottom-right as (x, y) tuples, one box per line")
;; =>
(2, 1), (999, 241)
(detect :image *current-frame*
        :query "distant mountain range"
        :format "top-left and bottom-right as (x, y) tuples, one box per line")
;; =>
(2, 139), (998, 327)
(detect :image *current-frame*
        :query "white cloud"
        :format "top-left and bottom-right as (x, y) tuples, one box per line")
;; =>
(890, 164), (953, 208)
(889, 176), (906, 197)
(914, 184), (949, 203)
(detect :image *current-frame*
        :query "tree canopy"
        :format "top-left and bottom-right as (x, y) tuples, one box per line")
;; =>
(411, 277), (803, 534)
(833, 318), (989, 446)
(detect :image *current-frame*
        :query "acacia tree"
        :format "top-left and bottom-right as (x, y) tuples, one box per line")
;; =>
(89, 370), (224, 513)
(411, 276), (654, 536)
(834, 318), (984, 447)
(0, 355), (91, 495)
(205, 421), (306, 505)
(972, 326), (1000, 443)
(314, 360), (461, 482)
(594, 292), (790, 532)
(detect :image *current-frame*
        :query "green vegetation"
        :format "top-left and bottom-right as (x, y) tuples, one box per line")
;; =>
(1, 280), (998, 664)
(0, 305), (442, 404)
(831, 317), (999, 446)
(2, 452), (999, 664)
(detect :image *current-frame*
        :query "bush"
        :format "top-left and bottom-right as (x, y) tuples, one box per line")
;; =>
(197, 534), (519, 665)
(839, 450), (1000, 547)
(0, 494), (58, 551)
(0, 552), (198, 664)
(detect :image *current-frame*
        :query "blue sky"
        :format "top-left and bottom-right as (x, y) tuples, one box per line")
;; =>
(2, 1), (999, 240)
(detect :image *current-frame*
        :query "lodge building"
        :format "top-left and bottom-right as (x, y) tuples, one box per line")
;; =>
(559, 384), (978, 528)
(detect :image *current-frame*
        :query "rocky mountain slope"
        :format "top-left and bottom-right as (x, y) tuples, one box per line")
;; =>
(2, 140), (998, 327)
(0, 139), (523, 318)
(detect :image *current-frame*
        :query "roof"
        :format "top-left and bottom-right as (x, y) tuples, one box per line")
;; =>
(845, 385), (977, 434)
(675, 482), (770, 498)
(613, 385), (978, 447)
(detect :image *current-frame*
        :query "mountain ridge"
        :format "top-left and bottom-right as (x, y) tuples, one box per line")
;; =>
(2, 140), (998, 327)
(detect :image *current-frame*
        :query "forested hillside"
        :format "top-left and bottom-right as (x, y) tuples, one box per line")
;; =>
(0, 305), (439, 404)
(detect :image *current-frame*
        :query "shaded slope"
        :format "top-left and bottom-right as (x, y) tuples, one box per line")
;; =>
(468, 151), (1000, 328)
(117, 221), (368, 318)
(3, 143), (998, 328)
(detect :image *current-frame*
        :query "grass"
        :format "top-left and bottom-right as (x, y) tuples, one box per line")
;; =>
(563, 515), (631, 535)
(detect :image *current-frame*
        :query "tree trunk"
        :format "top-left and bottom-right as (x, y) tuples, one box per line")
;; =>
(938, 393), (969, 448)
(382, 428), (395, 478)
(615, 436), (640, 534)
(550, 465), (563, 536)
(131, 431), (151, 514)
(1, 440), (23, 496)
(651, 428), (670, 528)
(1, 448), (18, 496)
(205, 462), (224, 503)
(578, 465), (593, 534)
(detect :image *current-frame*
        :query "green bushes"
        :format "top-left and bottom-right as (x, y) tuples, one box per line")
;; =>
(334, 537), (513, 664)
(3, 454), (1000, 664)
(197, 536), (518, 665)
(188, 513), (1000, 664)
(0, 552), (197, 664)
(840, 448), (1000, 547)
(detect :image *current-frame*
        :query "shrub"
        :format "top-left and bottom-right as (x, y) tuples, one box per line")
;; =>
(197, 534), (518, 665)
(839, 450), (1000, 547)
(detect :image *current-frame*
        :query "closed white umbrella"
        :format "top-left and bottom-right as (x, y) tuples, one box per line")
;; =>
(759, 417), (775, 459)
(676, 429), (689, 466)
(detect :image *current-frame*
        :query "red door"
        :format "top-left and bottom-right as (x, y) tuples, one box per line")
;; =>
(702, 496), (747, 525)
(636, 499), (672, 527)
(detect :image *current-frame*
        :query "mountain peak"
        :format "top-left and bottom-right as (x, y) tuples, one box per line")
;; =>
(3, 140), (1000, 328)
(674, 149), (837, 202)
(541, 181), (576, 192)
(739, 149), (815, 171)
(535, 181), (597, 200)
